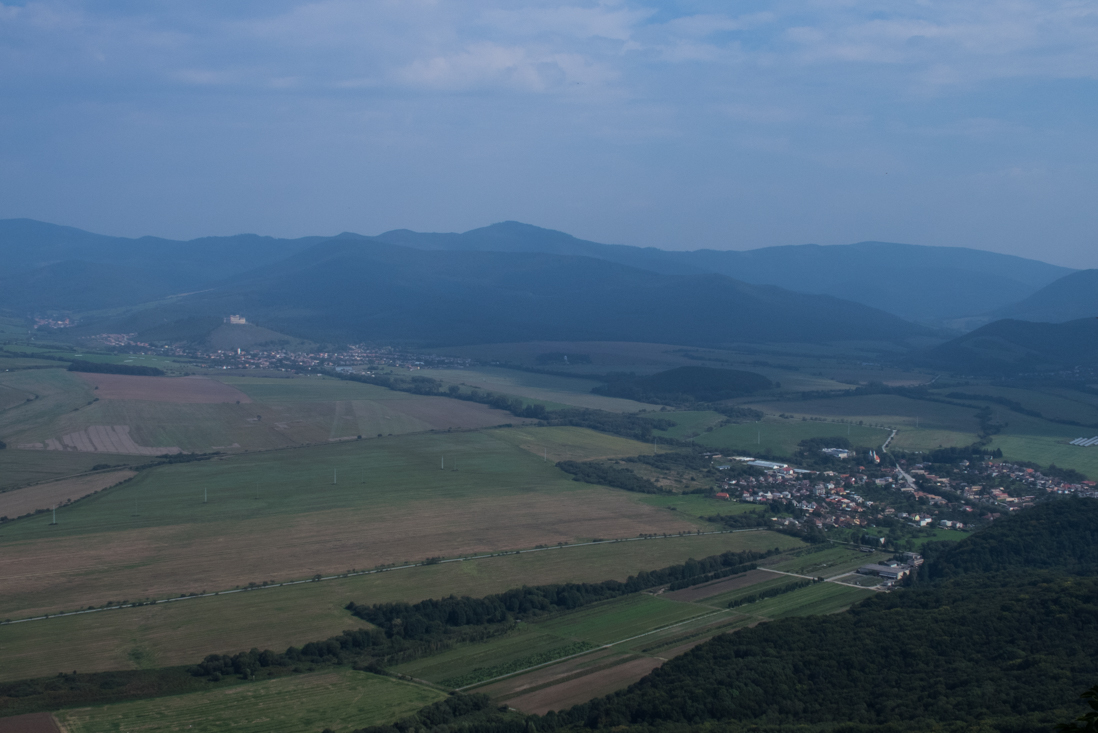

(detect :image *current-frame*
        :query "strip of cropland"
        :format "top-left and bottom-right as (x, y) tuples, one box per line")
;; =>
(392, 566), (875, 715)
(54, 669), (443, 733)
(0, 426), (686, 621)
(0, 530), (801, 681)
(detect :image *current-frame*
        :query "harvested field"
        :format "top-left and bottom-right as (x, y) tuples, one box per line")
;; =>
(506, 656), (663, 714)
(17, 425), (180, 456)
(0, 713), (60, 733)
(0, 490), (695, 619)
(75, 373), (251, 404)
(0, 471), (135, 520)
(663, 569), (772, 603)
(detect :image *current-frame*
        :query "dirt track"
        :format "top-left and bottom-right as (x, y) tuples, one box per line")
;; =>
(75, 374), (251, 404)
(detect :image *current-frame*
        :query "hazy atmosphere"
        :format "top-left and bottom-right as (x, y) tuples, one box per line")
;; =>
(3, 3), (1098, 733)
(2, 0), (1097, 265)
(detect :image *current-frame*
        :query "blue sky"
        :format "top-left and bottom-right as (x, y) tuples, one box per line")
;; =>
(1, 1), (1096, 267)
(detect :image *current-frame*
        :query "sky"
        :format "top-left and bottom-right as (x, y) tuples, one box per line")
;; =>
(0, 1), (1096, 267)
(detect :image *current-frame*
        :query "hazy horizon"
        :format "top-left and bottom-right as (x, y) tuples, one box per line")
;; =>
(1, 1), (1095, 268)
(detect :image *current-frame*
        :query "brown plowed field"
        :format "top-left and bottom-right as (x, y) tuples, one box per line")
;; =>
(505, 657), (663, 714)
(0, 471), (135, 519)
(0, 713), (61, 733)
(0, 489), (696, 618)
(75, 374), (252, 404)
(663, 569), (772, 602)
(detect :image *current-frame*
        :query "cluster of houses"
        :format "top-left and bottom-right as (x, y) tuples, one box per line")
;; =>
(88, 338), (474, 374)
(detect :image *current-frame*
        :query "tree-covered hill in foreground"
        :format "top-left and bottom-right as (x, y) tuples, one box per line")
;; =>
(359, 498), (1098, 733)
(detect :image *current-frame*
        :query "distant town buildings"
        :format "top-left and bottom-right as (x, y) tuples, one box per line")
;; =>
(225, 315), (247, 325)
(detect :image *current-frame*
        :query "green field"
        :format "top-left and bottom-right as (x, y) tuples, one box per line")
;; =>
(56, 669), (443, 733)
(416, 367), (652, 413)
(648, 411), (727, 439)
(637, 494), (763, 520)
(0, 531), (800, 681)
(687, 418), (890, 457)
(737, 581), (873, 618)
(0, 370), (518, 453)
(768, 546), (888, 577)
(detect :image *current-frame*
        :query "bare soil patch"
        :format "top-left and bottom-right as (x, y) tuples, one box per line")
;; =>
(75, 374), (251, 404)
(482, 649), (621, 699)
(663, 569), (772, 603)
(0, 471), (135, 520)
(0, 713), (61, 733)
(0, 490), (696, 618)
(17, 426), (180, 456)
(505, 657), (663, 715)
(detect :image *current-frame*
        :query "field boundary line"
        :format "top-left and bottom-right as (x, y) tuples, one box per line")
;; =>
(0, 529), (766, 626)
(458, 607), (732, 691)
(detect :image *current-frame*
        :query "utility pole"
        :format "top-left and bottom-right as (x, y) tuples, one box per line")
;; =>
(204, 487), (207, 504)
(333, 469), (337, 485)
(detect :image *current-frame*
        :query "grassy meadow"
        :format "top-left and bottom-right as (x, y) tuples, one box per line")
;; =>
(0, 426), (694, 620)
(56, 669), (443, 733)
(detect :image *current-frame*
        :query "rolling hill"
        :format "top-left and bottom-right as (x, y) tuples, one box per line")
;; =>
(1, 219), (1073, 325)
(375, 222), (1074, 322)
(911, 317), (1098, 375)
(93, 235), (930, 348)
(991, 269), (1098, 323)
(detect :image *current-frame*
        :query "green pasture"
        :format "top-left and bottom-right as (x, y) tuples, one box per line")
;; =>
(637, 494), (765, 520)
(688, 419), (889, 457)
(492, 425), (651, 461)
(930, 384), (1098, 426)
(393, 630), (572, 685)
(649, 410), (726, 439)
(0, 428), (592, 541)
(536, 594), (712, 645)
(699, 575), (802, 608)
(768, 546), (888, 577)
(0, 527), (801, 680)
(738, 581), (874, 618)
(760, 394), (983, 433)
(56, 669), (443, 733)
(417, 367), (652, 412)
(0, 369), (95, 444)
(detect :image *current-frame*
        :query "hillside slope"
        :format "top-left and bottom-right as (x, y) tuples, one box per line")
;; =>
(104, 235), (929, 348)
(910, 317), (1098, 375)
(376, 222), (1073, 322)
(992, 269), (1098, 323)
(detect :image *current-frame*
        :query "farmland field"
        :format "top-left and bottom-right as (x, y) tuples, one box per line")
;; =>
(0, 372), (518, 454)
(687, 418), (890, 457)
(0, 530), (800, 681)
(0, 427), (701, 620)
(416, 367), (653, 412)
(55, 669), (443, 733)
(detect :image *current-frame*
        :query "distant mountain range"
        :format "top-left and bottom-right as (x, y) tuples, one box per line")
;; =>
(375, 222), (1074, 322)
(88, 235), (927, 348)
(1, 218), (1091, 356)
(0, 219), (1076, 324)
